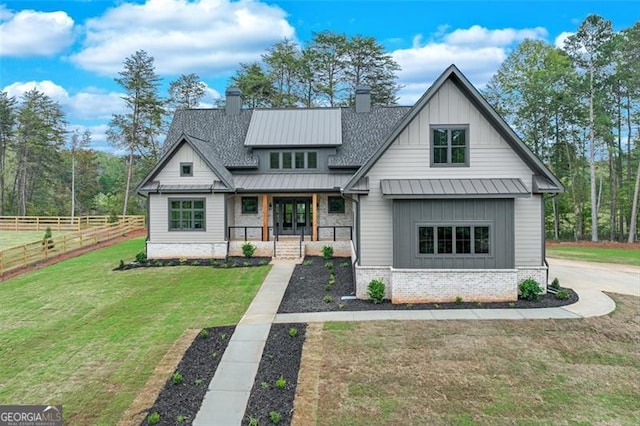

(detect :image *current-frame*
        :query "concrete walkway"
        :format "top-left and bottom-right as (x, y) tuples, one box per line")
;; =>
(194, 259), (622, 425)
(193, 260), (296, 426)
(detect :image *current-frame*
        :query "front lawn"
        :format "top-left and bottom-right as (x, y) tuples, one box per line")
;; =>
(0, 238), (270, 425)
(547, 245), (640, 266)
(297, 293), (640, 425)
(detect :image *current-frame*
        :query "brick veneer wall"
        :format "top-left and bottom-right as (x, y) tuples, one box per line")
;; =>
(147, 242), (227, 259)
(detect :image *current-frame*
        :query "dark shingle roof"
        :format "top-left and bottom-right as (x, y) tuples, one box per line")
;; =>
(163, 106), (410, 169)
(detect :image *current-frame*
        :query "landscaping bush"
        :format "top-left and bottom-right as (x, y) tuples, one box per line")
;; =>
(550, 277), (560, 290)
(519, 278), (542, 301)
(242, 241), (256, 258)
(42, 226), (54, 250)
(556, 289), (570, 300)
(367, 278), (385, 304)
(322, 245), (334, 259)
(135, 251), (147, 263)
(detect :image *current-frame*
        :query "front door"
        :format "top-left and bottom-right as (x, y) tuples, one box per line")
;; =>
(274, 198), (312, 236)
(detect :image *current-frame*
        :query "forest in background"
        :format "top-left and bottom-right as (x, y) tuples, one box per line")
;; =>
(0, 16), (638, 242)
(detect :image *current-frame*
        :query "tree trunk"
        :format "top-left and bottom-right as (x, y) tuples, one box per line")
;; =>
(609, 145), (616, 241)
(122, 149), (133, 216)
(589, 67), (598, 241)
(71, 154), (75, 222)
(552, 196), (559, 239)
(628, 160), (640, 244)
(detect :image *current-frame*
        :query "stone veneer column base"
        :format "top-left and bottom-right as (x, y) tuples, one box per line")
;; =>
(355, 265), (548, 303)
(147, 242), (227, 259)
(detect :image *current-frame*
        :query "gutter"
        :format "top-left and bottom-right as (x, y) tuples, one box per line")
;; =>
(341, 192), (360, 297)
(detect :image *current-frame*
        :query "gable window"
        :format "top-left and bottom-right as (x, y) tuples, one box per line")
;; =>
(169, 198), (205, 231)
(327, 196), (345, 214)
(418, 224), (489, 255)
(241, 196), (258, 214)
(180, 162), (193, 177)
(269, 151), (319, 170)
(431, 126), (468, 166)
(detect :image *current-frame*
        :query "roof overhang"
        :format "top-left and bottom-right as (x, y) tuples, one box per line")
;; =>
(380, 178), (530, 199)
(532, 175), (562, 194)
(139, 182), (233, 194)
(233, 173), (351, 193)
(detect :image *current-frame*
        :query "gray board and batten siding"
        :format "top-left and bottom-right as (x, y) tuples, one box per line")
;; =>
(392, 199), (514, 269)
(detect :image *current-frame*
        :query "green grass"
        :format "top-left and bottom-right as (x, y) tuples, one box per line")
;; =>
(546, 246), (640, 266)
(0, 238), (270, 425)
(0, 230), (73, 248)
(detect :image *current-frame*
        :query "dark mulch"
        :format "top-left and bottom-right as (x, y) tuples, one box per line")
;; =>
(115, 256), (271, 271)
(141, 326), (235, 426)
(242, 323), (307, 426)
(278, 256), (579, 313)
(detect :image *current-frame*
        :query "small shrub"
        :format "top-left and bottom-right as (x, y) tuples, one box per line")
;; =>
(338, 302), (345, 309)
(198, 329), (209, 339)
(211, 260), (219, 267)
(191, 260), (201, 266)
(556, 289), (570, 300)
(324, 261), (334, 269)
(243, 261), (250, 267)
(367, 278), (385, 304)
(176, 415), (187, 423)
(324, 283), (333, 291)
(260, 381), (269, 389)
(550, 277), (560, 290)
(274, 375), (287, 389)
(339, 261), (350, 268)
(322, 245), (334, 259)
(147, 412), (160, 425)
(455, 296), (463, 304)
(476, 302), (483, 307)
(108, 212), (119, 223)
(220, 333), (228, 340)
(302, 259), (313, 266)
(269, 411), (281, 424)
(323, 295), (333, 303)
(194, 378), (203, 386)
(434, 303), (440, 309)
(42, 227), (54, 249)
(508, 302), (515, 307)
(288, 327), (298, 338)
(242, 241), (256, 258)
(519, 278), (543, 301)
(135, 251), (147, 263)
(172, 371), (183, 384)
(258, 259), (268, 266)
(179, 258), (188, 265)
(248, 417), (259, 426)
(118, 259), (125, 269)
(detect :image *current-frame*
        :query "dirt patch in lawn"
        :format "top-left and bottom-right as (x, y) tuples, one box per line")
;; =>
(304, 293), (640, 425)
(278, 256), (577, 313)
(136, 325), (235, 426)
(1, 229), (146, 282)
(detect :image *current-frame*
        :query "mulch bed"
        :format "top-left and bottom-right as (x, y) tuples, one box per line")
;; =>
(278, 256), (578, 313)
(242, 323), (307, 426)
(115, 256), (271, 271)
(141, 326), (235, 426)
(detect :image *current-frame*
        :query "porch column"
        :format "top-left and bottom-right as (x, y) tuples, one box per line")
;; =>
(262, 195), (269, 241)
(312, 193), (318, 241)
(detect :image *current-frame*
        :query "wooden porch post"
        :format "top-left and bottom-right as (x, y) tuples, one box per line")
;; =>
(312, 193), (318, 241)
(262, 195), (269, 241)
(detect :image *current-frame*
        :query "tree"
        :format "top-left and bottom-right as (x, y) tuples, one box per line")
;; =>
(262, 39), (300, 107)
(565, 15), (615, 241)
(109, 50), (165, 216)
(231, 62), (274, 108)
(12, 89), (67, 215)
(0, 92), (16, 214)
(307, 31), (348, 106)
(69, 130), (91, 220)
(168, 73), (206, 111)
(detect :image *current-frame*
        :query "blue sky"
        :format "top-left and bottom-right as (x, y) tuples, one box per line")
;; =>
(1, 0), (638, 151)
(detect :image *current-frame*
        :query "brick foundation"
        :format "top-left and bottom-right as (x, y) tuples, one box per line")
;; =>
(147, 242), (227, 259)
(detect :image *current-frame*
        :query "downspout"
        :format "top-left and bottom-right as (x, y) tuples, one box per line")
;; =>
(342, 192), (360, 297)
(542, 193), (559, 286)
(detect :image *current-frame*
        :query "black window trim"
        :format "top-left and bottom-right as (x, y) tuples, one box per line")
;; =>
(241, 196), (259, 214)
(180, 162), (193, 177)
(416, 222), (491, 257)
(430, 125), (470, 167)
(168, 197), (206, 232)
(327, 196), (345, 214)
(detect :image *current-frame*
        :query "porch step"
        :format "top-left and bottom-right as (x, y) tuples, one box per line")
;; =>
(274, 240), (304, 259)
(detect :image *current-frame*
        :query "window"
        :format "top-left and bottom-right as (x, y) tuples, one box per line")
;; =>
(169, 199), (205, 231)
(180, 162), (193, 177)
(327, 196), (345, 213)
(269, 151), (318, 169)
(431, 126), (468, 166)
(417, 224), (489, 255)
(241, 196), (258, 214)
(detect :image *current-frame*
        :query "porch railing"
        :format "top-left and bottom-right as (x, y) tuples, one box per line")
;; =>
(317, 226), (353, 241)
(227, 225), (352, 242)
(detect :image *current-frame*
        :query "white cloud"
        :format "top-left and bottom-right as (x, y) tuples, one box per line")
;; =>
(554, 31), (573, 49)
(0, 5), (75, 56)
(443, 25), (547, 47)
(68, 124), (111, 151)
(3, 81), (125, 121)
(391, 25), (548, 104)
(70, 0), (296, 76)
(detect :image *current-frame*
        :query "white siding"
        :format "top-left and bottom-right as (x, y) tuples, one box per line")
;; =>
(361, 79), (542, 267)
(148, 193), (225, 243)
(155, 143), (217, 185)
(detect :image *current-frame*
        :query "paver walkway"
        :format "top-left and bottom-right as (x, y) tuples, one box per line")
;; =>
(194, 260), (618, 425)
(193, 260), (296, 426)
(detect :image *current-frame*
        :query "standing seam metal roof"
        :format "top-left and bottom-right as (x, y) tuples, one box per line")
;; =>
(380, 178), (530, 198)
(244, 109), (342, 147)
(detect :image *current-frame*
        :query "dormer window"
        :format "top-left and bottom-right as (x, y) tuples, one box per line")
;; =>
(180, 162), (193, 177)
(431, 126), (469, 167)
(269, 152), (318, 170)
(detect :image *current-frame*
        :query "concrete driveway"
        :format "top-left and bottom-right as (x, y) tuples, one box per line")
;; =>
(547, 257), (640, 296)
